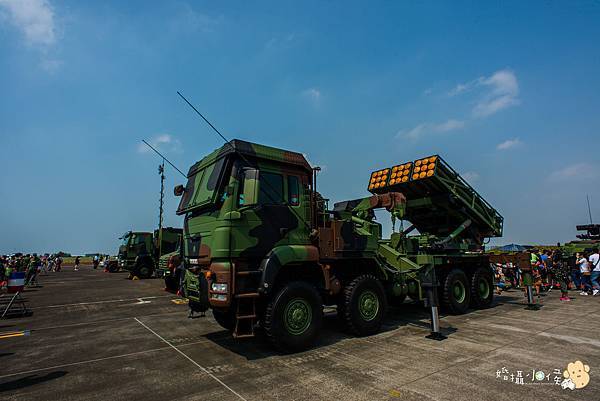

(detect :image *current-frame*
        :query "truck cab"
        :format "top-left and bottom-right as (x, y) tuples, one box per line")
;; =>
(118, 231), (154, 274)
(116, 228), (182, 278)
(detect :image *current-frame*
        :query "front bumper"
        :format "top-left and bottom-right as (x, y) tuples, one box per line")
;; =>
(183, 261), (232, 309)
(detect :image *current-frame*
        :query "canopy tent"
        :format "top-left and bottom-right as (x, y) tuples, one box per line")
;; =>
(497, 244), (527, 252)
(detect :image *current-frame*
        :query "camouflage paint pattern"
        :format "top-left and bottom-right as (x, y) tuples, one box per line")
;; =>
(177, 139), (502, 317)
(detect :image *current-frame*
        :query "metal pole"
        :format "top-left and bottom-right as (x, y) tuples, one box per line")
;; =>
(523, 271), (540, 310)
(526, 285), (534, 305)
(424, 267), (447, 341)
(158, 160), (165, 258)
(587, 194), (593, 224)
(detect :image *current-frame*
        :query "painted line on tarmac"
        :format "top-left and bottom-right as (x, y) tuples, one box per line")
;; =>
(538, 331), (600, 348)
(25, 311), (181, 332)
(0, 330), (30, 340)
(32, 295), (176, 309)
(134, 317), (248, 401)
(41, 278), (124, 284)
(0, 340), (206, 380)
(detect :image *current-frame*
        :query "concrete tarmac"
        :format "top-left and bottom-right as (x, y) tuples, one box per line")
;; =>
(1, 266), (598, 400)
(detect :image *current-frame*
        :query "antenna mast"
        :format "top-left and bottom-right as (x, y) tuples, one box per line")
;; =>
(587, 194), (593, 224)
(158, 160), (165, 257)
(140, 140), (187, 258)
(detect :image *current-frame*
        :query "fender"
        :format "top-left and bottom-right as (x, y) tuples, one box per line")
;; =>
(258, 245), (319, 295)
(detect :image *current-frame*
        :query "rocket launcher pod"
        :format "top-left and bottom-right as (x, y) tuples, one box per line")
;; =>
(368, 155), (503, 245)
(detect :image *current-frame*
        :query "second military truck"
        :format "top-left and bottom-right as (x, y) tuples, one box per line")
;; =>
(176, 140), (503, 351)
(115, 227), (182, 279)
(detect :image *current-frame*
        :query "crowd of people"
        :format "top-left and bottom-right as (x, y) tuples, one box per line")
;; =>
(0, 254), (75, 289)
(493, 247), (600, 301)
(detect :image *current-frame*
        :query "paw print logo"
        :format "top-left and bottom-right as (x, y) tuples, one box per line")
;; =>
(561, 360), (591, 390)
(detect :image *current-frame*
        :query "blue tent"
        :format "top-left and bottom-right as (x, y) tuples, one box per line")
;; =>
(498, 244), (527, 252)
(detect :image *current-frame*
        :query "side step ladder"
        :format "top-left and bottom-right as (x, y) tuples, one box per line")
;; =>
(233, 292), (259, 338)
(232, 268), (262, 338)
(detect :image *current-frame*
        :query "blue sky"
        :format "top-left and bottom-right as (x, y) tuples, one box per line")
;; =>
(1, 0), (599, 254)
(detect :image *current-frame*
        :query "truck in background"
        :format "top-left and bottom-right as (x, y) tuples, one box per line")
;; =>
(157, 236), (183, 292)
(114, 227), (182, 279)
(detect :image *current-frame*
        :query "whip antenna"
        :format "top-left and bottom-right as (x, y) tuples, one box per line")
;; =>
(176, 91), (313, 231)
(177, 91), (231, 145)
(141, 140), (187, 178)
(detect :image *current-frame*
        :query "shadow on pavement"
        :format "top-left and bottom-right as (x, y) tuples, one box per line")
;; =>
(203, 301), (462, 359)
(0, 371), (67, 393)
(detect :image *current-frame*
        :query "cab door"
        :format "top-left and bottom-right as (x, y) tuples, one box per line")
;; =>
(235, 170), (298, 260)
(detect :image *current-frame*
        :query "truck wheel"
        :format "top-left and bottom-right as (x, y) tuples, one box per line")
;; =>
(263, 281), (323, 352)
(137, 265), (153, 279)
(470, 267), (494, 309)
(441, 269), (471, 314)
(212, 309), (236, 331)
(339, 275), (387, 336)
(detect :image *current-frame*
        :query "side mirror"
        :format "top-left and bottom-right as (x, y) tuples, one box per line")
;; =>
(174, 184), (185, 196)
(241, 168), (260, 207)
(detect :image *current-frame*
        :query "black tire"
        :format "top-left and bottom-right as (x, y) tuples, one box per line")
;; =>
(470, 267), (494, 309)
(263, 281), (323, 352)
(441, 269), (471, 314)
(212, 309), (236, 331)
(339, 275), (387, 336)
(137, 264), (153, 279)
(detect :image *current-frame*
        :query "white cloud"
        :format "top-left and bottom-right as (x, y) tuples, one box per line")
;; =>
(40, 57), (62, 73)
(138, 134), (182, 154)
(0, 0), (56, 46)
(450, 69), (519, 118)
(398, 119), (465, 140)
(265, 33), (298, 50)
(496, 138), (522, 150)
(462, 171), (480, 183)
(302, 88), (321, 105)
(548, 163), (599, 181)
(171, 4), (222, 34)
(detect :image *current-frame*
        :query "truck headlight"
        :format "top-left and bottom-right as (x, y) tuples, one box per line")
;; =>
(210, 294), (227, 301)
(211, 283), (228, 293)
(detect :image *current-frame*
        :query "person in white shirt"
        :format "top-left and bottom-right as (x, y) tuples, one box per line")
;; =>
(577, 252), (591, 295)
(589, 248), (600, 296)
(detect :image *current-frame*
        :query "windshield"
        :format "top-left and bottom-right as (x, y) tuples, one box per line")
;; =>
(120, 234), (130, 246)
(178, 157), (228, 213)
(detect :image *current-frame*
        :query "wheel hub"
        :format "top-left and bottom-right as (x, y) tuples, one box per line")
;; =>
(358, 290), (379, 321)
(284, 298), (312, 335)
(478, 279), (489, 299)
(453, 281), (466, 303)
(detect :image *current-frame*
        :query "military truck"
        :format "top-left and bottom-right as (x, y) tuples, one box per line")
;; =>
(115, 228), (182, 278)
(176, 140), (503, 351)
(562, 224), (600, 255)
(105, 255), (119, 272)
(157, 237), (183, 293)
(558, 224), (600, 270)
